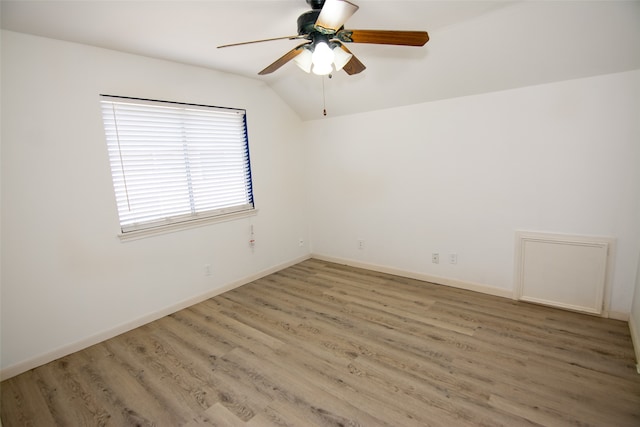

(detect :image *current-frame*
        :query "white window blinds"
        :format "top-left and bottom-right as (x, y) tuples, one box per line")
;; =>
(100, 95), (254, 233)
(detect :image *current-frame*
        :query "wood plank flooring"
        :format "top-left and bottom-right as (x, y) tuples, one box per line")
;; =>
(2, 258), (639, 426)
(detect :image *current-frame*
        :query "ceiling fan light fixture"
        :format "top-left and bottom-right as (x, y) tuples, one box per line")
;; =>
(294, 47), (313, 73)
(332, 45), (352, 71)
(311, 40), (334, 75)
(312, 41), (334, 66)
(312, 62), (333, 76)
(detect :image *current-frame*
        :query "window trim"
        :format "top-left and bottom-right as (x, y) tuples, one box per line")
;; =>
(116, 208), (258, 241)
(100, 95), (256, 240)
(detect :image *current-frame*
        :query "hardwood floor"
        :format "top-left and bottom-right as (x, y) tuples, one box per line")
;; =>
(2, 258), (639, 426)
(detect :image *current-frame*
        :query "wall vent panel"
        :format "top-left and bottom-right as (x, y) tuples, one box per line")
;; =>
(515, 231), (613, 316)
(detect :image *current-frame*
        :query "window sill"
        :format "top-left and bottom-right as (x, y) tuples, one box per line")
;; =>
(117, 209), (258, 242)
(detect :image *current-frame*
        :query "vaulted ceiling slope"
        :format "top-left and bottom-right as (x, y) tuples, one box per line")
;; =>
(2, 1), (640, 120)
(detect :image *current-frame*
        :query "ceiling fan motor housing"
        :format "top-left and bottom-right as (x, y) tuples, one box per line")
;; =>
(297, 10), (321, 35)
(306, 0), (325, 10)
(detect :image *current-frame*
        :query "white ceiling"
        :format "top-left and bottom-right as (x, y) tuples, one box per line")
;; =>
(2, 0), (640, 120)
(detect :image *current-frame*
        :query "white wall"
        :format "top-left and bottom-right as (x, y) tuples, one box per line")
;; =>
(307, 70), (640, 315)
(0, 30), (309, 377)
(631, 249), (640, 370)
(631, 176), (640, 369)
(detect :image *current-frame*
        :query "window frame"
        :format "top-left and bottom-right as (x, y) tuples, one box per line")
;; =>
(100, 95), (256, 240)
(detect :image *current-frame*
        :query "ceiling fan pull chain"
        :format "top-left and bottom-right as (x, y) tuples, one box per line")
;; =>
(322, 75), (328, 116)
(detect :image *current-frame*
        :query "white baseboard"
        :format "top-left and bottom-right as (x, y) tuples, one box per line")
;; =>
(630, 311), (640, 374)
(608, 311), (630, 321)
(311, 253), (515, 299)
(0, 254), (311, 381)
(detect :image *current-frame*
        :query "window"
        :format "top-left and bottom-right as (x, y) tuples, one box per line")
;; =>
(100, 95), (254, 236)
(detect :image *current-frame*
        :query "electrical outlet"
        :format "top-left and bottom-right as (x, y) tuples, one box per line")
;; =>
(299, 238), (304, 247)
(358, 239), (365, 250)
(432, 253), (439, 264)
(249, 224), (255, 248)
(204, 264), (212, 276)
(449, 253), (458, 264)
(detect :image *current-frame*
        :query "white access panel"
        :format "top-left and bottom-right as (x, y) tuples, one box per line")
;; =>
(515, 232), (612, 316)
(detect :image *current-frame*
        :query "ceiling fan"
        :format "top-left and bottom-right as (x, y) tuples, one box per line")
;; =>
(217, 0), (429, 76)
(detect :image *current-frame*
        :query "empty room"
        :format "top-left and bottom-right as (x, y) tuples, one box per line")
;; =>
(1, 0), (640, 425)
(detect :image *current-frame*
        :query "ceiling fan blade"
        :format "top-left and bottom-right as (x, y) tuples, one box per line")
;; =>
(338, 44), (366, 75)
(258, 43), (310, 75)
(338, 30), (429, 46)
(217, 35), (304, 49)
(315, 0), (359, 33)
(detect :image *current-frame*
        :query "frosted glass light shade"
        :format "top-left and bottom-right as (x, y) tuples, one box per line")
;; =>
(332, 46), (352, 71)
(294, 48), (313, 73)
(312, 62), (333, 75)
(311, 41), (335, 75)
(312, 42), (334, 67)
